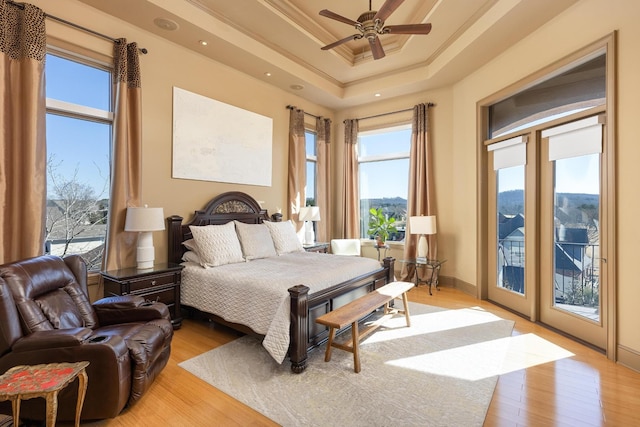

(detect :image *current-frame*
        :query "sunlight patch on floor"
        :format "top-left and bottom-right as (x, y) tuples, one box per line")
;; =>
(385, 333), (574, 381)
(363, 306), (505, 345)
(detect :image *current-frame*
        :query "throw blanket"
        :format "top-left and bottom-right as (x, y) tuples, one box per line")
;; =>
(181, 252), (382, 363)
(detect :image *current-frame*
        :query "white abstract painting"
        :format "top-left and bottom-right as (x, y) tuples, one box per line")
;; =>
(172, 87), (273, 186)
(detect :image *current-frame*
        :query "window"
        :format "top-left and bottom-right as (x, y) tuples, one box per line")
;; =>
(358, 125), (410, 241)
(305, 130), (317, 206)
(45, 52), (113, 271)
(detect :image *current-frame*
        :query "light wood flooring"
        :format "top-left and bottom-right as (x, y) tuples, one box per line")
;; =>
(75, 285), (640, 427)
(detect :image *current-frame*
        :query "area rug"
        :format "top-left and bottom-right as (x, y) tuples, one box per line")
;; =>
(179, 302), (514, 427)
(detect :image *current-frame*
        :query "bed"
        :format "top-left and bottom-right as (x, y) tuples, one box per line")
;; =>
(167, 191), (395, 373)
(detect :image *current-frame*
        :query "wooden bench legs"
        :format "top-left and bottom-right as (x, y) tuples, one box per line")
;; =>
(321, 285), (412, 373)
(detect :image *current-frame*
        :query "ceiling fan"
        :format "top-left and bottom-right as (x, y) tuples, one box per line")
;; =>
(319, 0), (432, 60)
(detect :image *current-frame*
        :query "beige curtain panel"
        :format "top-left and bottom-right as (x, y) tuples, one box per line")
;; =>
(287, 107), (306, 232)
(401, 103), (437, 280)
(341, 119), (360, 238)
(0, 0), (47, 264)
(316, 117), (331, 242)
(103, 40), (143, 271)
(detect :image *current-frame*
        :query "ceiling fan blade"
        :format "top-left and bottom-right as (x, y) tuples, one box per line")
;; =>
(369, 36), (386, 60)
(374, 0), (405, 22)
(321, 34), (361, 51)
(319, 9), (361, 27)
(383, 23), (432, 35)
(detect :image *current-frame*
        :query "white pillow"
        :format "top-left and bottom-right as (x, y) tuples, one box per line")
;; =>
(263, 220), (304, 255)
(189, 222), (244, 268)
(181, 250), (201, 265)
(234, 221), (277, 260)
(183, 238), (198, 252)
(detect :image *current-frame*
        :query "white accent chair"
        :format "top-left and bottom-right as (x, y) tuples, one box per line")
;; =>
(330, 239), (361, 256)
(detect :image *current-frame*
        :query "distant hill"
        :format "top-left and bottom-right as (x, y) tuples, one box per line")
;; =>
(498, 190), (599, 216)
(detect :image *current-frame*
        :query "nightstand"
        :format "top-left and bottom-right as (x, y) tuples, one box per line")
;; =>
(303, 242), (329, 253)
(101, 263), (184, 329)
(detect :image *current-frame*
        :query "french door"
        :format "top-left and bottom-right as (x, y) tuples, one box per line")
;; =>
(539, 115), (607, 349)
(487, 112), (609, 350)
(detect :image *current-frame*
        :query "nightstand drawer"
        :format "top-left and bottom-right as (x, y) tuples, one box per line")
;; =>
(101, 263), (184, 329)
(128, 273), (177, 293)
(137, 287), (175, 306)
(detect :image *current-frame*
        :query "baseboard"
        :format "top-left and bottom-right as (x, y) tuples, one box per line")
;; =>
(439, 275), (477, 297)
(617, 344), (640, 373)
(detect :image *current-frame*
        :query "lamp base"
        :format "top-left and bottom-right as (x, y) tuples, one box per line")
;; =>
(303, 221), (316, 245)
(136, 232), (155, 270)
(417, 234), (429, 260)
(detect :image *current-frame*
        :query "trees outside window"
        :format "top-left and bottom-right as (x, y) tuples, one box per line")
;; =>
(45, 53), (112, 271)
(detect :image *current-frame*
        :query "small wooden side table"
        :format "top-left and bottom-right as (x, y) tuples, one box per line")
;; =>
(0, 361), (89, 427)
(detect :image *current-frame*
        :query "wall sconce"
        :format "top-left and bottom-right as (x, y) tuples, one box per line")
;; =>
(409, 215), (437, 261)
(299, 206), (321, 245)
(124, 205), (165, 269)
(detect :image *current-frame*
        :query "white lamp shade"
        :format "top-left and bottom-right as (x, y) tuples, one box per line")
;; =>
(409, 216), (436, 235)
(299, 206), (321, 222)
(125, 206), (165, 232)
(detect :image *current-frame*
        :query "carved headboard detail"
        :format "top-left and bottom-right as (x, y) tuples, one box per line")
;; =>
(167, 191), (271, 264)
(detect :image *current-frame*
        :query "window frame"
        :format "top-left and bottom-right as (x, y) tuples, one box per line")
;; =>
(357, 123), (411, 242)
(45, 48), (114, 275)
(305, 129), (317, 206)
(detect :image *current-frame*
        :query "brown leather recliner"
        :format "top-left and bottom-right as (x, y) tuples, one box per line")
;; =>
(0, 255), (173, 422)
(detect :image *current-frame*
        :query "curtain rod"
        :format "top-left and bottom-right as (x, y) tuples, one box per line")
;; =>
(286, 105), (321, 120)
(344, 102), (435, 123)
(8, 1), (148, 54)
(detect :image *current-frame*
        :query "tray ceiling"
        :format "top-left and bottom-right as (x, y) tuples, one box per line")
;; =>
(78, 0), (579, 109)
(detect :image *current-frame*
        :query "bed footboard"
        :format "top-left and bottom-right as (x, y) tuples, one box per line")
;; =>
(287, 257), (395, 373)
(289, 285), (310, 373)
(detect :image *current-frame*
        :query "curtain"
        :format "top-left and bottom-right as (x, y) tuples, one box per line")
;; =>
(287, 108), (306, 232)
(0, 1), (46, 264)
(341, 119), (360, 238)
(401, 103), (436, 280)
(103, 40), (142, 270)
(316, 117), (331, 242)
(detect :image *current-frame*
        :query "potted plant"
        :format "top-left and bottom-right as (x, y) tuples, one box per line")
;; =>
(367, 207), (398, 247)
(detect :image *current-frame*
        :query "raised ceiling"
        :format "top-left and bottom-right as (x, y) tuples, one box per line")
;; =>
(78, 0), (579, 109)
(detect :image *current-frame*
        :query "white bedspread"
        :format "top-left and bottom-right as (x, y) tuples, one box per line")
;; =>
(180, 252), (383, 363)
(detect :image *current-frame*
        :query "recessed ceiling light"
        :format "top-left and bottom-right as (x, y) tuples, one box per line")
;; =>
(290, 84), (304, 91)
(264, 72), (272, 77)
(198, 40), (208, 46)
(153, 18), (179, 31)
(375, 93), (381, 97)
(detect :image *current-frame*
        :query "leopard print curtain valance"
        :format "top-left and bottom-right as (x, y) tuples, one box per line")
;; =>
(0, 0), (46, 62)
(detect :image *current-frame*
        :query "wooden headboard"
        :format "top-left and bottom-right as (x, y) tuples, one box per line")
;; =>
(167, 191), (272, 264)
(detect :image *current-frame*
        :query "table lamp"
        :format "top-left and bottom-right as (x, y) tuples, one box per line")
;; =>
(409, 215), (436, 261)
(299, 206), (321, 245)
(125, 205), (165, 269)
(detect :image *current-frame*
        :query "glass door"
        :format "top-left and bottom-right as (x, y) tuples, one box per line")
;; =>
(539, 116), (607, 349)
(487, 136), (532, 316)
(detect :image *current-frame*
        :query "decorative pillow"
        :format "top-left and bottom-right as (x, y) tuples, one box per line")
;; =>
(263, 220), (304, 255)
(183, 238), (198, 252)
(234, 221), (277, 260)
(181, 250), (201, 265)
(189, 222), (244, 268)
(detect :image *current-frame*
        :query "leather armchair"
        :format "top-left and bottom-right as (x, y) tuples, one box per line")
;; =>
(0, 255), (173, 422)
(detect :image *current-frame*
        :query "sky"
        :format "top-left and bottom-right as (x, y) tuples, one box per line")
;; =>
(498, 153), (600, 195)
(45, 54), (111, 199)
(358, 126), (411, 200)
